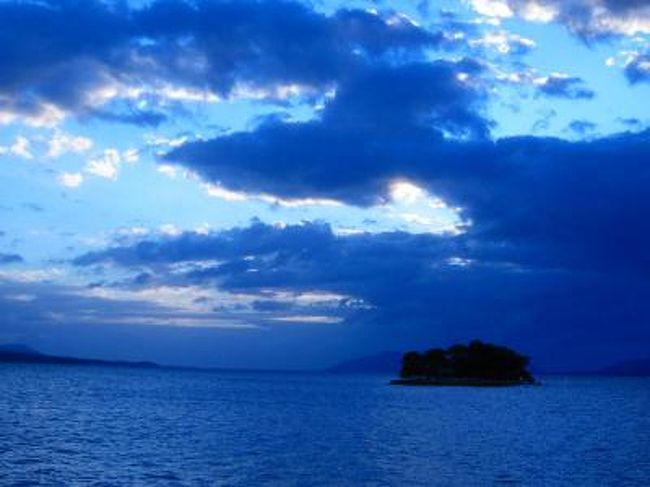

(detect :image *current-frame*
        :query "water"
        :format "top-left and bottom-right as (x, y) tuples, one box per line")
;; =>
(0, 365), (648, 486)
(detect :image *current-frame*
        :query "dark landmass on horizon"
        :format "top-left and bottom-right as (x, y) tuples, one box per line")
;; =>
(1, 344), (649, 377)
(0, 344), (158, 369)
(325, 350), (650, 378)
(324, 351), (402, 374)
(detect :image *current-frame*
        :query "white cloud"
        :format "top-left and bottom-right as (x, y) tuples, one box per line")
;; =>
(58, 172), (84, 188)
(4, 136), (33, 159)
(399, 212), (435, 226)
(518, 1), (558, 22)
(0, 103), (66, 128)
(0, 268), (64, 283)
(160, 224), (182, 236)
(47, 132), (93, 158)
(203, 182), (342, 207)
(117, 226), (150, 237)
(122, 148), (139, 163)
(470, 0), (513, 18)
(468, 31), (536, 54)
(145, 134), (189, 148)
(85, 148), (121, 180)
(272, 315), (344, 324)
(447, 256), (474, 267)
(470, 0), (650, 36)
(157, 164), (179, 179)
(3, 293), (36, 302)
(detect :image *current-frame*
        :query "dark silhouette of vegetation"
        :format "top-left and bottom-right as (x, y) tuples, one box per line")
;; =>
(399, 340), (535, 384)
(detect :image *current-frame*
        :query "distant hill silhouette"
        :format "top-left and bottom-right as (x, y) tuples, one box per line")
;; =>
(0, 344), (158, 369)
(325, 351), (402, 374)
(0, 343), (41, 354)
(599, 358), (650, 376)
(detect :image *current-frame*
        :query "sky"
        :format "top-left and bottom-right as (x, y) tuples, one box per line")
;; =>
(1, 0), (650, 370)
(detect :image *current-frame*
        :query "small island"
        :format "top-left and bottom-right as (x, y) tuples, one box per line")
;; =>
(390, 340), (537, 386)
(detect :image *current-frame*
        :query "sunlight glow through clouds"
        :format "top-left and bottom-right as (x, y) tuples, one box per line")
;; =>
(200, 178), (465, 235)
(388, 180), (466, 234)
(203, 182), (342, 207)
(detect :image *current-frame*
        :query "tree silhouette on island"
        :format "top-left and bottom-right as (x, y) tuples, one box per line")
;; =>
(391, 340), (536, 386)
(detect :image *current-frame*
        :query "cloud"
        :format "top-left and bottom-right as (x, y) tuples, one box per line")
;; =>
(0, 253), (23, 265)
(568, 119), (597, 134)
(470, 0), (650, 37)
(625, 52), (650, 83)
(72, 219), (650, 368)
(84, 149), (121, 180)
(535, 74), (595, 99)
(0, 136), (33, 159)
(165, 59), (490, 206)
(93, 107), (168, 127)
(468, 31), (537, 55)
(0, 0), (443, 126)
(47, 132), (93, 158)
(0, 279), (257, 335)
(162, 72), (650, 279)
(57, 172), (84, 188)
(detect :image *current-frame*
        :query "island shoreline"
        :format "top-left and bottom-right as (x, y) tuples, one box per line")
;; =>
(390, 378), (539, 387)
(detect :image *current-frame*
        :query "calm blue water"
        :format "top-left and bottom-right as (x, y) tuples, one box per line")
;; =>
(0, 365), (648, 486)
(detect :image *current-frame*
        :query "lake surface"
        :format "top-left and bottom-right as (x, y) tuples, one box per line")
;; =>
(0, 365), (648, 486)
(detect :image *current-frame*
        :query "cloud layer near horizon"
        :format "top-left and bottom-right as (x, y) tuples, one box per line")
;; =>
(71, 219), (650, 368)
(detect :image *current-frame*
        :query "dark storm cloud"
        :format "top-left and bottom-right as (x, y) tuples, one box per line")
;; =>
(157, 33), (648, 282)
(166, 90), (650, 277)
(536, 75), (595, 99)
(165, 59), (491, 206)
(0, 0), (442, 123)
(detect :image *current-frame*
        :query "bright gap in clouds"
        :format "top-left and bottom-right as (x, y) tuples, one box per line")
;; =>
(199, 177), (466, 236)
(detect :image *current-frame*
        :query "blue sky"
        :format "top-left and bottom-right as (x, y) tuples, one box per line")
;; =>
(1, 0), (650, 370)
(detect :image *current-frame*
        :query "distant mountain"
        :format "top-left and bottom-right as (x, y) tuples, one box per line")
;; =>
(599, 358), (650, 376)
(325, 351), (402, 374)
(0, 344), (159, 369)
(0, 343), (41, 354)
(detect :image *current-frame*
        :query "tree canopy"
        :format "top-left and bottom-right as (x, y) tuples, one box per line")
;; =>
(400, 340), (534, 383)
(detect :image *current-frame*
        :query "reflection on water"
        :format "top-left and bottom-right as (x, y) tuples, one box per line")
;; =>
(0, 364), (649, 485)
